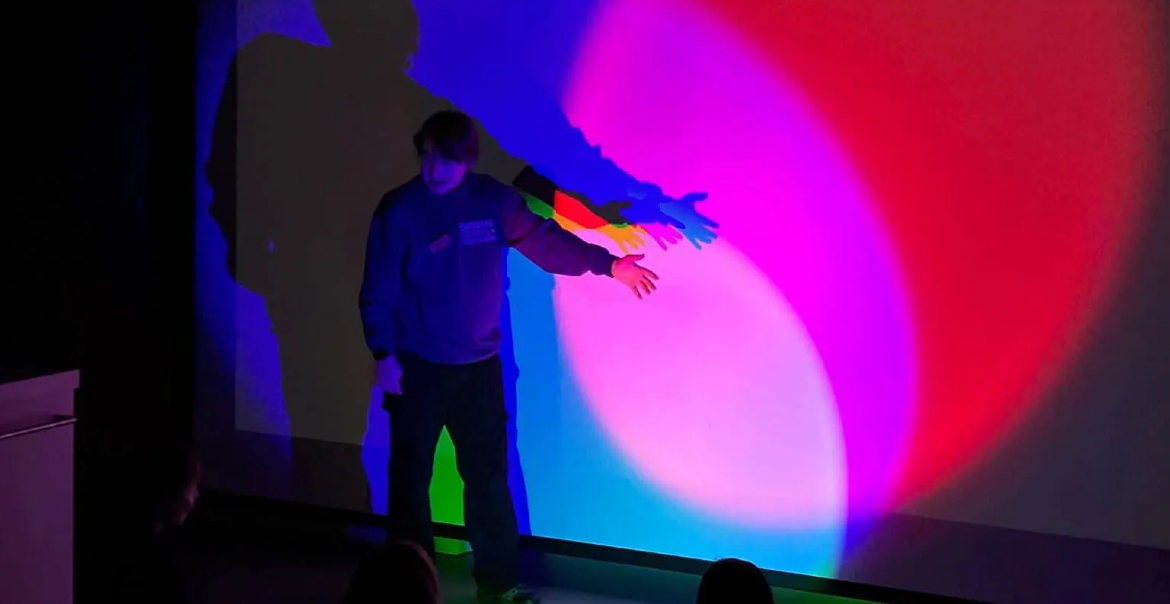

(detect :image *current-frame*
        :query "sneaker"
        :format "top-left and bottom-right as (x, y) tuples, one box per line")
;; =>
(478, 584), (540, 604)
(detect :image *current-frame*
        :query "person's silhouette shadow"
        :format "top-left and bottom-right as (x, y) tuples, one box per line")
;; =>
(205, 0), (717, 527)
(206, 0), (499, 513)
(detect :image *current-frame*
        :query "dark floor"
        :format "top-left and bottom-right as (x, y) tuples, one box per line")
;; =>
(171, 533), (872, 604)
(170, 497), (877, 604)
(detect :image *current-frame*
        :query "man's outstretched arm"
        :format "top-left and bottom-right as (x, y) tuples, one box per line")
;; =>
(501, 184), (660, 298)
(501, 185), (616, 277)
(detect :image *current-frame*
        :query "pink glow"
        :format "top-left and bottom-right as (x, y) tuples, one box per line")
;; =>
(555, 235), (846, 527)
(559, 0), (917, 525)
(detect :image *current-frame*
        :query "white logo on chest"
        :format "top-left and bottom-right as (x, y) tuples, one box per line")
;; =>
(458, 219), (497, 246)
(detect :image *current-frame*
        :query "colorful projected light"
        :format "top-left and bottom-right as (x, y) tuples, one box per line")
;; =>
(557, 0), (916, 527)
(196, 0), (1162, 580)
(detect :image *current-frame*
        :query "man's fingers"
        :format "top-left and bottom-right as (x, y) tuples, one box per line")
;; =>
(643, 268), (660, 281)
(643, 276), (657, 292)
(631, 285), (642, 300)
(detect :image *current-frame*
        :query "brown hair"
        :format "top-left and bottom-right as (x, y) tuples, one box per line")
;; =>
(413, 110), (479, 164)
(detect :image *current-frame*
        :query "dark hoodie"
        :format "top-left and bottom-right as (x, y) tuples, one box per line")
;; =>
(359, 172), (615, 365)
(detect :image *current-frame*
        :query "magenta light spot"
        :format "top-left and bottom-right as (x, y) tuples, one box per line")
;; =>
(559, 0), (917, 530)
(555, 235), (847, 528)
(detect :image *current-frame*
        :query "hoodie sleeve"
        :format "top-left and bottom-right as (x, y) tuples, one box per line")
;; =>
(359, 196), (409, 360)
(501, 184), (617, 277)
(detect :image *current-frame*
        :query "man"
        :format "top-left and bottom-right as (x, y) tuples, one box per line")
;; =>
(359, 110), (658, 604)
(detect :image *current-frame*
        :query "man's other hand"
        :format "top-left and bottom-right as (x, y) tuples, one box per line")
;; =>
(376, 357), (403, 395)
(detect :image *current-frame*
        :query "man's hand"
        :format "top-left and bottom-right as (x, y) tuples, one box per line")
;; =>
(375, 356), (403, 395)
(612, 254), (659, 300)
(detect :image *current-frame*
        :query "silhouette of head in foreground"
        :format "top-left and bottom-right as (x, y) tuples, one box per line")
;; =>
(696, 558), (774, 604)
(343, 540), (441, 604)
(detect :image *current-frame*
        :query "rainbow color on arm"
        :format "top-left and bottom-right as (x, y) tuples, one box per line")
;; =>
(521, 190), (646, 254)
